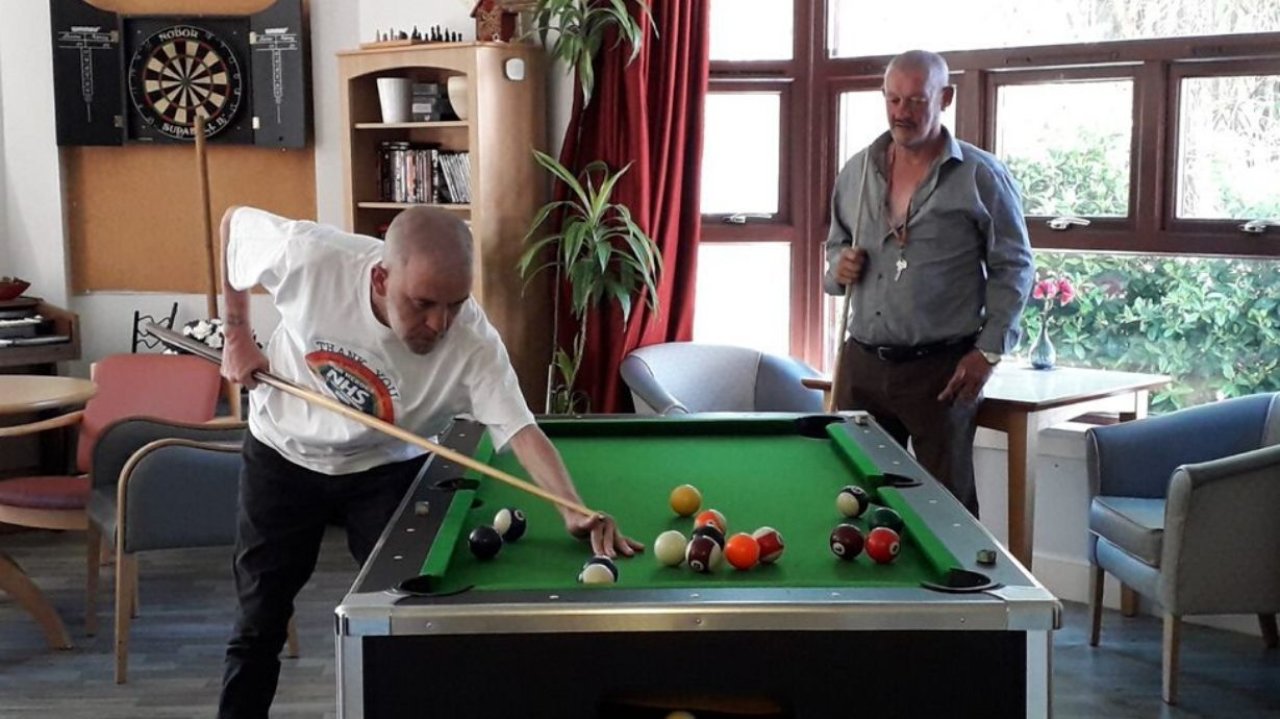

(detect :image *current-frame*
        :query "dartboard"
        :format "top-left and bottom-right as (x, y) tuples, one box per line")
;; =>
(127, 25), (244, 140)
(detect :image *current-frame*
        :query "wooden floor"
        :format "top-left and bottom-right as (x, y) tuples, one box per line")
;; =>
(2, 529), (1278, 718)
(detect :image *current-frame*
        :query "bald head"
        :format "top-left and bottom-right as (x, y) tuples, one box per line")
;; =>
(383, 206), (473, 275)
(885, 50), (951, 95)
(372, 207), (474, 354)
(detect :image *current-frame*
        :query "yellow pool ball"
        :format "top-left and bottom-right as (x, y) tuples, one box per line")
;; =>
(669, 483), (702, 517)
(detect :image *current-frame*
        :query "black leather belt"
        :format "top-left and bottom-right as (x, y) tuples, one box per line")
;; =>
(852, 335), (976, 362)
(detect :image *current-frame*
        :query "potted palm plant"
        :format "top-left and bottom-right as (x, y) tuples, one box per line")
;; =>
(518, 0), (656, 412)
(518, 150), (660, 413)
(524, 0), (650, 104)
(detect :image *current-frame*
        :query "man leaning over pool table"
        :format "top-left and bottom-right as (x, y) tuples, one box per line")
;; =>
(215, 204), (643, 719)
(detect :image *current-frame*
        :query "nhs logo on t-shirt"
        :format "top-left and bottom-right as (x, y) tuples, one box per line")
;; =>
(306, 342), (399, 423)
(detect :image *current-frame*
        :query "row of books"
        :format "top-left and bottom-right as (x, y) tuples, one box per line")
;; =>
(377, 142), (471, 204)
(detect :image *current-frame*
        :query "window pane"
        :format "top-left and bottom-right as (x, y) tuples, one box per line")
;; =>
(829, 0), (1280, 57)
(700, 93), (781, 215)
(694, 243), (790, 356)
(710, 0), (792, 61)
(996, 80), (1133, 217)
(836, 90), (957, 171)
(1176, 75), (1280, 221)
(1023, 252), (1280, 413)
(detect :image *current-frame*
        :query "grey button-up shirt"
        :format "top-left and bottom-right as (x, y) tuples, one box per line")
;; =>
(824, 129), (1034, 354)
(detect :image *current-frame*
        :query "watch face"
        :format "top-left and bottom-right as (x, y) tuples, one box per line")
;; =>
(127, 25), (244, 140)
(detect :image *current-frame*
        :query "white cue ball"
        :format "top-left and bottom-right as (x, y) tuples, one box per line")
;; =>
(654, 530), (687, 567)
(578, 556), (618, 584)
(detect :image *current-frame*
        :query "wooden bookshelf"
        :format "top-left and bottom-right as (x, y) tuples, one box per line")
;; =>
(337, 43), (551, 405)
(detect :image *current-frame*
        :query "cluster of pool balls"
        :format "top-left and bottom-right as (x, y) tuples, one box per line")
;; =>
(653, 484), (785, 573)
(831, 484), (903, 564)
(466, 507), (528, 560)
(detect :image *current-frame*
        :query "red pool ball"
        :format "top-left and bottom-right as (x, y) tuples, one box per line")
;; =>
(866, 527), (901, 564)
(685, 535), (723, 573)
(752, 527), (785, 564)
(829, 523), (864, 561)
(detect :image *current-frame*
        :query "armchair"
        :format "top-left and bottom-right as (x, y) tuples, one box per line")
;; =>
(86, 418), (300, 683)
(620, 343), (824, 415)
(1086, 392), (1280, 704)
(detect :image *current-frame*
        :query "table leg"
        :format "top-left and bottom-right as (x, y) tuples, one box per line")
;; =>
(1006, 411), (1038, 569)
(0, 550), (73, 649)
(1119, 389), (1150, 423)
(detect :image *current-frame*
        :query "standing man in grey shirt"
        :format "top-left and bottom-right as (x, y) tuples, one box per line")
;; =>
(824, 49), (1034, 516)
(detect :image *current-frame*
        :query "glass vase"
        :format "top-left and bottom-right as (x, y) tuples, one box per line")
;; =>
(1029, 320), (1056, 370)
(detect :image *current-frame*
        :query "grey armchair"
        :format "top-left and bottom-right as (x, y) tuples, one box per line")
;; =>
(85, 417), (298, 683)
(620, 342), (825, 415)
(1085, 393), (1280, 704)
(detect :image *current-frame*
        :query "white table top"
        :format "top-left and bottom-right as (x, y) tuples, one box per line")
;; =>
(984, 364), (1171, 411)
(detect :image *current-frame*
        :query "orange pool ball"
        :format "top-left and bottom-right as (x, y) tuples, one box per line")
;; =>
(724, 533), (761, 570)
(669, 484), (702, 517)
(694, 508), (727, 535)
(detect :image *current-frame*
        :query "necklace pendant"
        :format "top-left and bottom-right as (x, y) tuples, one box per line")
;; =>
(894, 256), (908, 282)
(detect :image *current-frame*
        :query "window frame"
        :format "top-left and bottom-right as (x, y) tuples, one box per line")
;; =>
(1165, 58), (1280, 240)
(984, 67), (1141, 236)
(701, 4), (1280, 369)
(700, 80), (795, 229)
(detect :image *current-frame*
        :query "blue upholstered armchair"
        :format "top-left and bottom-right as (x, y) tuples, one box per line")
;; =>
(620, 342), (824, 415)
(1085, 393), (1280, 704)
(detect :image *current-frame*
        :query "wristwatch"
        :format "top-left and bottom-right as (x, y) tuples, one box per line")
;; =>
(979, 350), (1002, 365)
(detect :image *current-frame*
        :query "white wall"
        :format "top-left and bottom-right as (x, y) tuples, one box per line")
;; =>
(358, 0), (476, 45)
(0, 0), (70, 309)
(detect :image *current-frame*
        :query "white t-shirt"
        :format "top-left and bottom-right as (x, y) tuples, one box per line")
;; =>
(226, 207), (535, 475)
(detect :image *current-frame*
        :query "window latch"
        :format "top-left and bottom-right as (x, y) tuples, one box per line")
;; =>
(724, 213), (773, 225)
(1238, 219), (1279, 235)
(1047, 216), (1091, 230)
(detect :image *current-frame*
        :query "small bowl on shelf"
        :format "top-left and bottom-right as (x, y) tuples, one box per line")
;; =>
(0, 277), (31, 301)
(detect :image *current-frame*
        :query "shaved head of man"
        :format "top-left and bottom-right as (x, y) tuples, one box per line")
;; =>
(372, 206), (474, 354)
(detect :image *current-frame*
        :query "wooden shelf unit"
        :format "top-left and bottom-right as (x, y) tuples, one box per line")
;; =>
(337, 42), (551, 405)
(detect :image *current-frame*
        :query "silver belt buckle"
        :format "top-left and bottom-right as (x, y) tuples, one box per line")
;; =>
(876, 346), (893, 361)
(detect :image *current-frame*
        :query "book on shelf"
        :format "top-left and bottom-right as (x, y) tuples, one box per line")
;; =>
(376, 143), (471, 205)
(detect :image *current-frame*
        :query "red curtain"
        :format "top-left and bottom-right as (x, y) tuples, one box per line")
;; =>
(554, 0), (710, 412)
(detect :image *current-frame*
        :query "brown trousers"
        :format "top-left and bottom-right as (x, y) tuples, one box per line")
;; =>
(835, 340), (981, 516)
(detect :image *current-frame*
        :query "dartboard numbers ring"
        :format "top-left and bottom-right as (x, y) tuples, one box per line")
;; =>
(127, 25), (244, 140)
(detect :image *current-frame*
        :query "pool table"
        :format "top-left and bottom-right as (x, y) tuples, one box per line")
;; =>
(336, 413), (1060, 718)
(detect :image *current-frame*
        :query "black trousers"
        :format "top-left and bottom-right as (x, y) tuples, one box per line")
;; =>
(218, 434), (426, 719)
(835, 340), (982, 516)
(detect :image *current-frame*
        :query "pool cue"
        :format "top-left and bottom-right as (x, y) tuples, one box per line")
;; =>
(143, 322), (599, 519)
(826, 151), (871, 413)
(194, 116), (242, 420)
(194, 116), (218, 321)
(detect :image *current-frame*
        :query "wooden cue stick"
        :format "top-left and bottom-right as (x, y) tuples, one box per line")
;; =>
(826, 151), (872, 413)
(143, 322), (598, 519)
(194, 116), (218, 321)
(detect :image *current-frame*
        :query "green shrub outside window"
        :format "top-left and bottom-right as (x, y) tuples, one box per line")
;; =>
(1022, 252), (1280, 413)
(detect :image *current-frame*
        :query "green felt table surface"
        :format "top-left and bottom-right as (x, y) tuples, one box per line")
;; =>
(421, 418), (960, 593)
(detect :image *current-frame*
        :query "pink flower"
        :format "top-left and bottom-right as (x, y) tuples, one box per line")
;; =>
(1056, 278), (1075, 305)
(1032, 280), (1058, 301)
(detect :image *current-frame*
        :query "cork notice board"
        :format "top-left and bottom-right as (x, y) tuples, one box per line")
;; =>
(63, 0), (315, 293)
